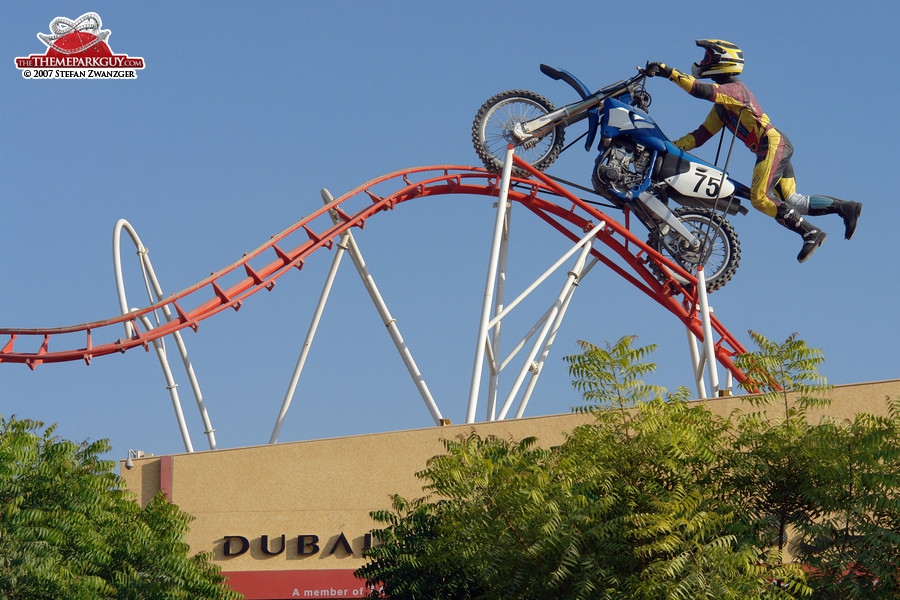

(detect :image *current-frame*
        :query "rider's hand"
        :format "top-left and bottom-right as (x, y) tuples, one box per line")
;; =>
(646, 62), (672, 78)
(674, 136), (695, 151)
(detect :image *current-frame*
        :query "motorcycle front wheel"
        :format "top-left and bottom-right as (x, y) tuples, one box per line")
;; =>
(472, 90), (565, 176)
(646, 207), (741, 293)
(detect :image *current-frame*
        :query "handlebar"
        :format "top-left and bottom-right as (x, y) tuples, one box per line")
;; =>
(640, 61), (660, 78)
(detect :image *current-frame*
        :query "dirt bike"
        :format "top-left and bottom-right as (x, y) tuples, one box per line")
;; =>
(471, 63), (751, 292)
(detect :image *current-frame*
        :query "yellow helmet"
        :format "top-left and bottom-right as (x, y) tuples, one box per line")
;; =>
(692, 39), (744, 78)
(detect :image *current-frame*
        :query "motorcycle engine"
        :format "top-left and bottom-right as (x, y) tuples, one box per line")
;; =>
(591, 140), (653, 198)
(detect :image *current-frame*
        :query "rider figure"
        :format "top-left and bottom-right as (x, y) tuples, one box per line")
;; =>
(649, 39), (861, 263)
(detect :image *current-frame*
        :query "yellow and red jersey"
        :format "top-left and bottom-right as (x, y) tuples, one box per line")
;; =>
(668, 67), (774, 156)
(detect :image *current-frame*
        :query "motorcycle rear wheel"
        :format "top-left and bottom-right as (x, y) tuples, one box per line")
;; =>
(472, 90), (565, 176)
(646, 207), (741, 293)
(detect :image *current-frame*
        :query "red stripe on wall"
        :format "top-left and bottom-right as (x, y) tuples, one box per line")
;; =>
(223, 569), (376, 600)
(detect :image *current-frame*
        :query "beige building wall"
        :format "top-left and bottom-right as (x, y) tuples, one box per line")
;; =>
(122, 410), (599, 573)
(120, 379), (900, 597)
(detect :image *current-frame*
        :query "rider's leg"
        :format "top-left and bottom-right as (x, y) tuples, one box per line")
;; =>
(787, 194), (862, 240)
(751, 134), (826, 262)
(777, 161), (861, 240)
(777, 175), (798, 207)
(775, 203), (826, 263)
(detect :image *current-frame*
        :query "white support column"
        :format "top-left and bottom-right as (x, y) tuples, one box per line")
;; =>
(469, 164), (605, 422)
(269, 218), (349, 444)
(271, 189), (444, 443)
(485, 208), (511, 422)
(135, 315), (194, 453)
(686, 329), (709, 400)
(696, 267), (720, 397)
(113, 219), (216, 451)
(497, 238), (596, 420)
(467, 146), (515, 423)
(332, 211), (444, 425)
(514, 255), (599, 419)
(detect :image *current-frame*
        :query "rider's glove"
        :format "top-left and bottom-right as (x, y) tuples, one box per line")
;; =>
(674, 135), (696, 151)
(647, 62), (673, 78)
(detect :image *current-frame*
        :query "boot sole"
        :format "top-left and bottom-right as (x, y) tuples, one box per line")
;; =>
(845, 203), (862, 240)
(798, 233), (827, 263)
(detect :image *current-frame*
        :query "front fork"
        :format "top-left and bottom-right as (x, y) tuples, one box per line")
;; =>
(511, 95), (601, 142)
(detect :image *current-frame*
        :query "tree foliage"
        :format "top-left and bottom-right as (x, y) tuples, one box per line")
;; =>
(565, 336), (664, 417)
(357, 333), (900, 599)
(0, 416), (241, 600)
(733, 332), (900, 598)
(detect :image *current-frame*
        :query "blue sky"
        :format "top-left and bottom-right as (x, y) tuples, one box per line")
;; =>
(2, 1), (898, 462)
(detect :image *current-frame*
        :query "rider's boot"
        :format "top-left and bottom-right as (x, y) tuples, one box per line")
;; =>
(776, 204), (827, 263)
(805, 195), (862, 240)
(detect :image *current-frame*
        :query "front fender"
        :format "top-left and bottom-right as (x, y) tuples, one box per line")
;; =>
(540, 64), (600, 151)
(585, 108), (599, 150)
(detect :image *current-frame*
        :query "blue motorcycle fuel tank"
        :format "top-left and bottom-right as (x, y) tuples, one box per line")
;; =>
(600, 97), (668, 153)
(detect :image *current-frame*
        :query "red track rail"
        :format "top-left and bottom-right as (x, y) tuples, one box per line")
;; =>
(0, 164), (746, 380)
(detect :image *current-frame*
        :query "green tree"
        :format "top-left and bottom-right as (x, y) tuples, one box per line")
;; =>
(797, 408), (900, 598)
(565, 336), (663, 415)
(357, 336), (806, 599)
(361, 494), (485, 600)
(727, 331), (833, 556)
(733, 331), (900, 598)
(357, 332), (900, 599)
(0, 416), (241, 600)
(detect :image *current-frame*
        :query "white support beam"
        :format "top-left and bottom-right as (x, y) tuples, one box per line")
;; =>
(112, 219), (217, 452)
(270, 189), (444, 444)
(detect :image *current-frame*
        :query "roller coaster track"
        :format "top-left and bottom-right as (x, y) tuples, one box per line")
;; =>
(0, 158), (747, 438)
